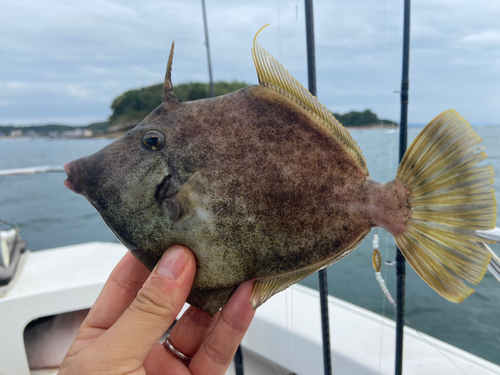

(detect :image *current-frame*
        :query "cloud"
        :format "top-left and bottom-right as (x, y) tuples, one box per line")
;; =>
(0, 81), (117, 101)
(461, 30), (500, 45)
(0, 0), (498, 125)
(3, 82), (28, 90)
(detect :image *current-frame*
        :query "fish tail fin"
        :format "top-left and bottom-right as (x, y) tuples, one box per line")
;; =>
(394, 109), (496, 302)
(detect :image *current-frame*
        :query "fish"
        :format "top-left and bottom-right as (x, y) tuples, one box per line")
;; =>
(63, 27), (496, 316)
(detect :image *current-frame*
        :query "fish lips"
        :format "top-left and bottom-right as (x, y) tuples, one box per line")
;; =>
(63, 160), (85, 195)
(63, 158), (136, 247)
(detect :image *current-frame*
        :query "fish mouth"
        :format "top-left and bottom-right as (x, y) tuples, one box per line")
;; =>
(63, 161), (82, 194)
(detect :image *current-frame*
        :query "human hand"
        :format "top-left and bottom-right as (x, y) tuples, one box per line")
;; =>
(59, 245), (255, 375)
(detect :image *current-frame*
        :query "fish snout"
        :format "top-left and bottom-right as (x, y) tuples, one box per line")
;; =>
(63, 160), (83, 195)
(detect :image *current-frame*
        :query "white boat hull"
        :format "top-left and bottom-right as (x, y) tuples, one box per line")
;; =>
(1, 243), (499, 375)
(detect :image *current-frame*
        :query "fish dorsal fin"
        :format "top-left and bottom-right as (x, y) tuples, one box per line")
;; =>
(251, 25), (368, 175)
(162, 42), (181, 104)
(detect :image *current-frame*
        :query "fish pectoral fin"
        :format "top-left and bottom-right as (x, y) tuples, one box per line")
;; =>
(171, 172), (206, 221)
(251, 264), (324, 309)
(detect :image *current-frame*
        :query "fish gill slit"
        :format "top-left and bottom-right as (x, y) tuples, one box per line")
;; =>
(156, 175), (172, 205)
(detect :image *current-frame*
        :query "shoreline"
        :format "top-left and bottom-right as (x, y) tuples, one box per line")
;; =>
(1, 124), (401, 141)
(345, 124), (398, 130)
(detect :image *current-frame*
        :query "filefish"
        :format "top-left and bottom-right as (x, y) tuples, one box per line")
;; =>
(63, 27), (496, 315)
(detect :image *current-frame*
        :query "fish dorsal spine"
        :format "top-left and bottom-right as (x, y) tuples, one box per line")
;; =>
(251, 25), (369, 175)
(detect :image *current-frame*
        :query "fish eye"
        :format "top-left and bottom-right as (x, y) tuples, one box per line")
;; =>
(141, 130), (165, 151)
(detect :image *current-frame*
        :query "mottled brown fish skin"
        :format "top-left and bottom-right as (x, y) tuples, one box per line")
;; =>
(65, 85), (409, 315)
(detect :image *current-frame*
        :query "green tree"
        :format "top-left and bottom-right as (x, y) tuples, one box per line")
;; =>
(109, 81), (248, 130)
(332, 109), (396, 127)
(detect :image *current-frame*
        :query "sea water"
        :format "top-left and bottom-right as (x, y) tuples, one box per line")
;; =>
(1, 126), (499, 365)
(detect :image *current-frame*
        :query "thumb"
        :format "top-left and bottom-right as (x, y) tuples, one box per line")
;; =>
(96, 245), (196, 365)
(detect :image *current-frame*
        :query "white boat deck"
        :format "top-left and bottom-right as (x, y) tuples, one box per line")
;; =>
(0, 242), (499, 375)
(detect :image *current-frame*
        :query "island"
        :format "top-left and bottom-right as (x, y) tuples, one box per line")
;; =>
(0, 81), (397, 138)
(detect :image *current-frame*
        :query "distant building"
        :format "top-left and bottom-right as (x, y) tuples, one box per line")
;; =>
(10, 130), (22, 137)
(83, 129), (93, 137)
(62, 129), (84, 138)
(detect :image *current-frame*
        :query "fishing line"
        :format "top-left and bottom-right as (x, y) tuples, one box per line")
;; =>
(370, 0), (470, 372)
(404, 318), (470, 375)
(283, 287), (297, 375)
(373, 234), (470, 375)
(380, 144), (395, 375)
(290, 286), (294, 374)
(291, 0), (301, 85)
(277, 0), (281, 61)
(376, 244), (471, 374)
(373, 235), (396, 307)
(277, 3), (295, 371)
(374, 228), (391, 373)
(285, 286), (291, 372)
(374, 0), (400, 371)
(282, 5), (302, 374)
(375, 229), (386, 373)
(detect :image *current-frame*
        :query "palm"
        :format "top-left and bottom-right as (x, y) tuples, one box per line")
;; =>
(59, 250), (254, 375)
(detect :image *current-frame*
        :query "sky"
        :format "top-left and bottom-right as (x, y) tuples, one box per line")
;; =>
(0, 0), (499, 126)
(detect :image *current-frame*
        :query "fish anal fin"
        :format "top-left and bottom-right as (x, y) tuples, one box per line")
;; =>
(251, 267), (319, 309)
(250, 231), (369, 309)
(251, 26), (368, 175)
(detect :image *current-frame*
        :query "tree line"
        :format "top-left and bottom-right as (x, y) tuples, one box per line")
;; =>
(109, 81), (396, 131)
(109, 81), (249, 131)
(0, 81), (396, 136)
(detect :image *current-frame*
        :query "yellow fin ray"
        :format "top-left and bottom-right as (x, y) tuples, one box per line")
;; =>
(251, 26), (368, 175)
(395, 109), (496, 302)
(395, 232), (475, 302)
(250, 232), (368, 309)
(411, 163), (491, 198)
(250, 267), (319, 309)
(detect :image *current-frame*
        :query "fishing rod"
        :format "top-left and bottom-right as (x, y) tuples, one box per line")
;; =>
(201, 0), (215, 98)
(0, 166), (64, 177)
(477, 229), (500, 283)
(200, 3), (243, 373)
(396, 0), (411, 373)
(304, 1), (332, 374)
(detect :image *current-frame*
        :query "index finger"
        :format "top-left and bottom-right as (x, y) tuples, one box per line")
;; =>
(189, 280), (255, 374)
(83, 251), (151, 332)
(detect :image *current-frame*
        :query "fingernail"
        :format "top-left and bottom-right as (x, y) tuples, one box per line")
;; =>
(156, 246), (188, 280)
